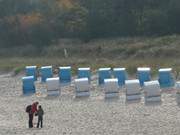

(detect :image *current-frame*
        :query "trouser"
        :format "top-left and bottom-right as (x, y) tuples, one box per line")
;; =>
(28, 113), (33, 128)
(37, 116), (43, 128)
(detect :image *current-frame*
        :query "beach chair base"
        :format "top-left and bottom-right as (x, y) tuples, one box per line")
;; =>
(126, 94), (141, 100)
(145, 96), (161, 102)
(76, 91), (90, 97)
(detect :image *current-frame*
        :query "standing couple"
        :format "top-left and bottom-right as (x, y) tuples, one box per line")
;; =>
(26, 102), (44, 128)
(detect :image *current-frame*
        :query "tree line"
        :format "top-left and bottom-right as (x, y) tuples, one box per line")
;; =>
(0, 0), (180, 46)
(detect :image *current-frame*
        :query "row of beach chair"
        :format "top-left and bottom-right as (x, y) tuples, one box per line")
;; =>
(22, 66), (175, 102)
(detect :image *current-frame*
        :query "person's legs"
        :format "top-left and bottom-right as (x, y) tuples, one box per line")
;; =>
(40, 117), (43, 128)
(31, 114), (34, 127)
(28, 114), (31, 128)
(29, 114), (33, 128)
(37, 117), (40, 128)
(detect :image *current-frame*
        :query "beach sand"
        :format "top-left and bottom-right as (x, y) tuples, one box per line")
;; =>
(0, 73), (180, 135)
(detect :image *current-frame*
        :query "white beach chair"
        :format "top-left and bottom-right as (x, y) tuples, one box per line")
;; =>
(144, 81), (161, 102)
(176, 81), (180, 93)
(104, 78), (119, 98)
(125, 79), (141, 100)
(176, 81), (180, 103)
(75, 78), (90, 97)
(46, 77), (60, 96)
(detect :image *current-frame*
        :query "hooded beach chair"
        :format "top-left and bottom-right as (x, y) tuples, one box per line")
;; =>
(59, 66), (71, 84)
(144, 80), (161, 102)
(78, 68), (91, 81)
(113, 68), (127, 87)
(125, 79), (141, 100)
(104, 78), (119, 98)
(137, 67), (151, 86)
(40, 66), (53, 82)
(98, 68), (111, 85)
(26, 66), (37, 81)
(46, 77), (60, 96)
(175, 81), (180, 103)
(158, 68), (174, 88)
(75, 78), (90, 97)
(22, 76), (35, 95)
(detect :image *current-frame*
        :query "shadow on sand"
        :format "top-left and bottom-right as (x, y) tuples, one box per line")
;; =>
(144, 100), (162, 106)
(73, 96), (90, 102)
(125, 99), (141, 105)
(104, 96), (119, 103)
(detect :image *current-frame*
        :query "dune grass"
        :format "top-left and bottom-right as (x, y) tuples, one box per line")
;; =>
(1, 35), (180, 76)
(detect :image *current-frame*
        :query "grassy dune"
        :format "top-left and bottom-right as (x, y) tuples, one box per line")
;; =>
(1, 35), (180, 76)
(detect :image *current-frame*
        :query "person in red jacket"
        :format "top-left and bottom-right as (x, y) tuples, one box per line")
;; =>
(31, 102), (39, 127)
(31, 102), (39, 114)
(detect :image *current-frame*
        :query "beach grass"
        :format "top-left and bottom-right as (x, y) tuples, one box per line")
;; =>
(1, 35), (180, 77)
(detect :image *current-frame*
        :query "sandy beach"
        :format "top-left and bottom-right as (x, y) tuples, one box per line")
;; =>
(0, 73), (180, 135)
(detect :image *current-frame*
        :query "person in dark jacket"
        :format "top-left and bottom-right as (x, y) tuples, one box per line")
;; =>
(27, 106), (33, 128)
(36, 105), (44, 128)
